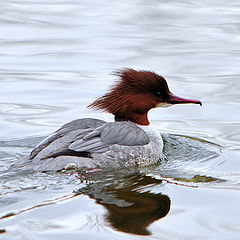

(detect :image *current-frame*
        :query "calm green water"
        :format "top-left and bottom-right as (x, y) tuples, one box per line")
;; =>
(0, 0), (240, 239)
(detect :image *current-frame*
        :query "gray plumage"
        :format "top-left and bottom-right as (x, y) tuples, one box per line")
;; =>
(29, 118), (105, 160)
(12, 118), (163, 172)
(69, 121), (150, 153)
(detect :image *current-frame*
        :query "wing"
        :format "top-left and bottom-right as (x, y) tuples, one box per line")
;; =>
(29, 118), (106, 160)
(68, 121), (150, 153)
(31, 120), (150, 162)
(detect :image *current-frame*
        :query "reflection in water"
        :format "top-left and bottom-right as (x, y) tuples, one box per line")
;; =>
(0, 0), (240, 238)
(75, 173), (170, 235)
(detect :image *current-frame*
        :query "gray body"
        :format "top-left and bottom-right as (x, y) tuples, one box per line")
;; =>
(13, 118), (164, 172)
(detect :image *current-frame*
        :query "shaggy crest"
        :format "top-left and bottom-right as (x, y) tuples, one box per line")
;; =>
(114, 68), (169, 93)
(89, 68), (170, 110)
(88, 69), (172, 125)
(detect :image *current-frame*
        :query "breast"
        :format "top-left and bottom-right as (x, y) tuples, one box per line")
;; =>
(138, 125), (164, 154)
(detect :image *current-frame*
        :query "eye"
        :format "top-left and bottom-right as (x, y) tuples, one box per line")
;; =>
(153, 91), (163, 98)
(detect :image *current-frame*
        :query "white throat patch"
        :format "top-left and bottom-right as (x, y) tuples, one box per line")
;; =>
(155, 102), (172, 108)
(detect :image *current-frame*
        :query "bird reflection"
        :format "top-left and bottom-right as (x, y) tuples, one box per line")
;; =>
(75, 172), (171, 235)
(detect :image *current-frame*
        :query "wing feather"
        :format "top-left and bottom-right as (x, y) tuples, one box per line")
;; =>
(30, 118), (106, 160)
(68, 121), (150, 154)
(30, 119), (150, 162)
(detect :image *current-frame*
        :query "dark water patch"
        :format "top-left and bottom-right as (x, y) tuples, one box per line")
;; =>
(174, 174), (223, 183)
(0, 229), (6, 234)
(75, 172), (170, 236)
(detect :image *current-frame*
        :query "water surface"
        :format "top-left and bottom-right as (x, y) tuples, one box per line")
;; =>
(0, 0), (240, 239)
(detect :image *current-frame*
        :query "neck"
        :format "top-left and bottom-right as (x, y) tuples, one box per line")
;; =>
(114, 112), (150, 126)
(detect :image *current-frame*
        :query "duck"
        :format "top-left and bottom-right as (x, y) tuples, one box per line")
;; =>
(14, 68), (202, 172)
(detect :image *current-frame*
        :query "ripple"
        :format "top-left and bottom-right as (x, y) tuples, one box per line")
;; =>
(0, 0), (240, 238)
(0, 133), (240, 238)
(0, 103), (64, 116)
(2, 132), (239, 189)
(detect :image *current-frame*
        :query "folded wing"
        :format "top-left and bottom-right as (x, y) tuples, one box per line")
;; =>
(30, 119), (150, 161)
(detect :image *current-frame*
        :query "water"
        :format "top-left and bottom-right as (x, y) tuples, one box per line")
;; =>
(0, 0), (240, 239)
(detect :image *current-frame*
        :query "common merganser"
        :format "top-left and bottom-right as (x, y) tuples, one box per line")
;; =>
(15, 69), (202, 172)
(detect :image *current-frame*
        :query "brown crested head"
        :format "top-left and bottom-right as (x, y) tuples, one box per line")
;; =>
(88, 68), (201, 125)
